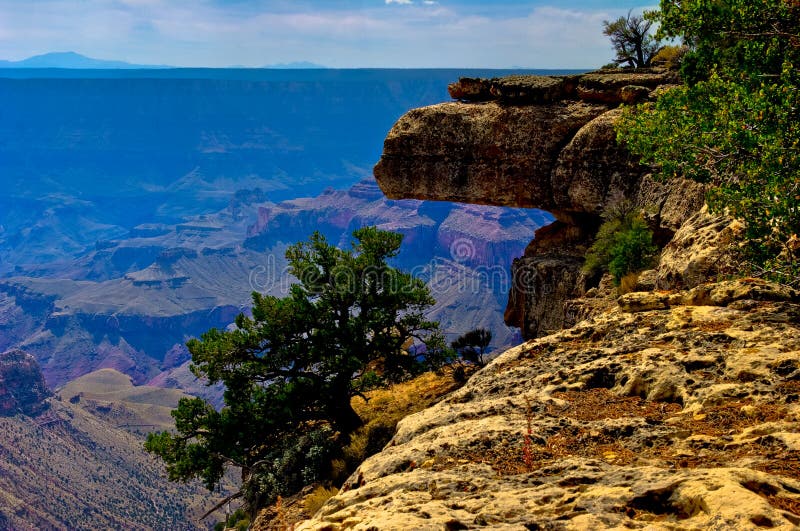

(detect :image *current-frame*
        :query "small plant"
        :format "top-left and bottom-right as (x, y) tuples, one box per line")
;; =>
(584, 202), (658, 286)
(607, 217), (658, 283)
(214, 508), (249, 531)
(522, 397), (535, 472)
(451, 328), (493, 367)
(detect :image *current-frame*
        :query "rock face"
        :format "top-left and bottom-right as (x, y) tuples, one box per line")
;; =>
(300, 279), (800, 529)
(0, 349), (50, 416)
(374, 100), (610, 216)
(656, 206), (745, 290)
(375, 69), (697, 338)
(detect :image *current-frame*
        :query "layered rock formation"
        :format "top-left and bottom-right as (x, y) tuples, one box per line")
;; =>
(374, 69), (704, 339)
(300, 279), (800, 529)
(0, 178), (548, 389)
(0, 349), (50, 416)
(288, 71), (800, 530)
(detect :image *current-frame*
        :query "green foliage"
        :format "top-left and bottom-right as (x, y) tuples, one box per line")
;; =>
(419, 330), (456, 371)
(146, 227), (440, 510)
(239, 427), (338, 511)
(607, 220), (659, 283)
(653, 0), (799, 85)
(603, 10), (663, 68)
(451, 328), (493, 367)
(618, 1), (800, 284)
(584, 207), (658, 285)
(215, 508), (249, 531)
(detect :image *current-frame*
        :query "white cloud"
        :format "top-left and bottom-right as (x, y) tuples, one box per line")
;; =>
(0, 1), (652, 68)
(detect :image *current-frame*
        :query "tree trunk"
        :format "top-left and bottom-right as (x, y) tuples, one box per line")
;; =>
(327, 374), (363, 433)
(636, 39), (645, 68)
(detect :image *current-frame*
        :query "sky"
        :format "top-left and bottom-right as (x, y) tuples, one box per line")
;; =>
(0, 1), (657, 68)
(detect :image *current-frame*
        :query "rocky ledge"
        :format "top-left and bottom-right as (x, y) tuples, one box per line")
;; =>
(0, 349), (51, 416)
(373, 69), (702, 339)
(300, 279), (800, 530)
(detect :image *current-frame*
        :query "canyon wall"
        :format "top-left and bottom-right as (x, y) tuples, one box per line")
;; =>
(291, 72), (800, 530)
(374, 69), (706, 338)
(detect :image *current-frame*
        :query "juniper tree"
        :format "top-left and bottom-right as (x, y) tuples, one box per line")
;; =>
(146, 227), (440, 511)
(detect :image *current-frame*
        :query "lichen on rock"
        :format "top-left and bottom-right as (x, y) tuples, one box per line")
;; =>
(298, 280), (800, 529)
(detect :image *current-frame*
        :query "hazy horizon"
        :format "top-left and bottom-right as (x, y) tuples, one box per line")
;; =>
(0, 1), (656, 69)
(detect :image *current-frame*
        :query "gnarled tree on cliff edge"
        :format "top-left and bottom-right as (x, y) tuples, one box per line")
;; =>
(603, 10), (663, 68)
(146, 227), (439, 512)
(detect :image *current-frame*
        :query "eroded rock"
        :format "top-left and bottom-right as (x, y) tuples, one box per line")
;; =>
(375, 70), (702, 340)
(374, 100), (610, 213)
(0, 349), (51, 416)
(299, 281), (800, 530)
(656, 206), (746, 290)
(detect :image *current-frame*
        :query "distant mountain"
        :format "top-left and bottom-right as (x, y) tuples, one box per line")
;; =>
(0, 51), (169, 69)
(262, 61), (326, 69)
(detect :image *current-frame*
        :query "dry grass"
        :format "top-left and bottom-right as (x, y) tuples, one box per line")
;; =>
(343, 370), (464, 474)
(547, 389), (682, 422)
(438, 388), (800, 490)
(351, 370), (464, 422)
(303, 485), (339, 516)
(670, 401), (788, 437)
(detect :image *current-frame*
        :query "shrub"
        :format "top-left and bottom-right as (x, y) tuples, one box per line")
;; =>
(607, 218), (658, 282)
(584, 207), (658, 285)
(617, 0), (800, 286)
(451, 328), (492, 367)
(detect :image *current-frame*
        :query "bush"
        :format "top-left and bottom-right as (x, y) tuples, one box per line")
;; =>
(607, 218), (658, 282)
(617, 0), (800, 286)
(450, 328), (492, 367)
(584, 207), (658, 285)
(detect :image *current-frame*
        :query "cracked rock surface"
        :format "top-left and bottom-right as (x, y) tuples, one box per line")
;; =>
(300, 279), (800, 530)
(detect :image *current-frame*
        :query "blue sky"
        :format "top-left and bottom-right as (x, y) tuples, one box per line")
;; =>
(0, 1), (656, 68)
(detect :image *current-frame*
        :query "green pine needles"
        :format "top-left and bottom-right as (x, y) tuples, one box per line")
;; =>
(146, 227), (441, 512)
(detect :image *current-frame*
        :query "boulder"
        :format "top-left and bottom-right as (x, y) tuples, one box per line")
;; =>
(657, 206), (745, 290)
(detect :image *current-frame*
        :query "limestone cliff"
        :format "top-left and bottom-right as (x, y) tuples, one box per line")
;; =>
(255, 72), (800, 530)
(374, 69), (704, 339)
(299, 279), (800, 530)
